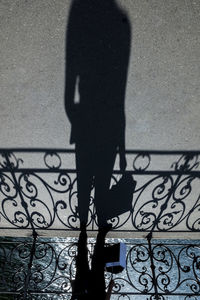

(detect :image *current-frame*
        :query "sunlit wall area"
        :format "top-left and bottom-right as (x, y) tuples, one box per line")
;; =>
(0, 0), (199, 150)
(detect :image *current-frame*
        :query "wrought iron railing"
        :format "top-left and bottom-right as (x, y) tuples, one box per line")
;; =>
(0, 149), (200, 299)
(0, 149), (200, 236)
(0, 237), (200, 299)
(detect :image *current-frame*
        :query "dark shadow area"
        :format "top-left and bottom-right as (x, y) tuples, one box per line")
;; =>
(71, 224), (113, 300)
(65, 0), (131, 227)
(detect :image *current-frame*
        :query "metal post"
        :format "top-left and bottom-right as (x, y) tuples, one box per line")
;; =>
(23, 231), (38, 300)
(147, 232), (159, 300)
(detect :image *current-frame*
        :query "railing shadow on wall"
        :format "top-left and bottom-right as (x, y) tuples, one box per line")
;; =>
(0, 148), (199, 237)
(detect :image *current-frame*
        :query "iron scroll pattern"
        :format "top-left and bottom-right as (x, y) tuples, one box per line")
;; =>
(0, 149), (199, 233)
(0, 237), (200, 299)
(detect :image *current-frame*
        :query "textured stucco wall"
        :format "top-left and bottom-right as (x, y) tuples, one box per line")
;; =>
(1, 0), (199, 150)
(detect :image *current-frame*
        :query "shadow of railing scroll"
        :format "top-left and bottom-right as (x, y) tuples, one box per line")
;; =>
(0, 149), (199, 236)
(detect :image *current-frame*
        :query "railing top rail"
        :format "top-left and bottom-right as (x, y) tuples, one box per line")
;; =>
(0, 148), (200, 155)
(1, 148), (200, 175)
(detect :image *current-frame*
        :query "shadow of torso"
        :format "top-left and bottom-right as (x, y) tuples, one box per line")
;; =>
(65, 0), (131, 226)
(66, 0), (131, 146)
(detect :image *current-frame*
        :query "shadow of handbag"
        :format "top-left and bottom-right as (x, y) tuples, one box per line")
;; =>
(105, 172), (136, 220)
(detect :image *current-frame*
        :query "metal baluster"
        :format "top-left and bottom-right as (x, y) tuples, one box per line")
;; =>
(23, 231), (38, 300)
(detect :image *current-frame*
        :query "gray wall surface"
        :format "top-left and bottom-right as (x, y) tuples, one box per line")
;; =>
(1, 0), (199, 150)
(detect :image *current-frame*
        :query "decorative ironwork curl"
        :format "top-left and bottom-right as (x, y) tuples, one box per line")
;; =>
(0, 152), (23, 170)
(133, 175), (173, 231)
(0, 150), (199, 234)
(44, 151), (62, 170)
(171, 154), (200, 172)
(1, 239), (200, 299)
(133, 154), (151, 172)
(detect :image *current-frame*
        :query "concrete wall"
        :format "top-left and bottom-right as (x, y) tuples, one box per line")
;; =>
(1, 0), (199, 150)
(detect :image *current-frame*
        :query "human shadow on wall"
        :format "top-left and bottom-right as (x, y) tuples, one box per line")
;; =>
(71, 224), (112, 299)
(65, 0), (131, 227)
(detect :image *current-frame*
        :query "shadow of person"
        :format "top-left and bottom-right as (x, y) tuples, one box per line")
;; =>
(65, 0), (131, 227)
(71, 224), (113, 299)
(71, 224), (90, 299)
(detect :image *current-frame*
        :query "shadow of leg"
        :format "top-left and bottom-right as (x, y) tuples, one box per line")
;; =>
(89, 225), (112, 299)
(76, 143), (93, 225)
(94, 145), (117, 227)
(71, 224), (90, 299)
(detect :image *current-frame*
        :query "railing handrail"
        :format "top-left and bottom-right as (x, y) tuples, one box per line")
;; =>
(0, 148), (200, 154)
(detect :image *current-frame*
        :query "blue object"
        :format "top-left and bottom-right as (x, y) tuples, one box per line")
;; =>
(105, 243), (126, 273)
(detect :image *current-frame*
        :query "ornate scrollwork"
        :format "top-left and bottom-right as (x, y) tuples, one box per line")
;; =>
(0, 173), (29, 228)
(132, 176), (173, 231)
(44, 152), (62, 170)
(171, 154), (200, 172)
(0, 173), (17, 198)
(126, 244), (153, 293)
(0, 152), (23, 170)
(0, 239), (200, 299)
(0, 150), (199, 234)
(133, 154), (151, 172)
